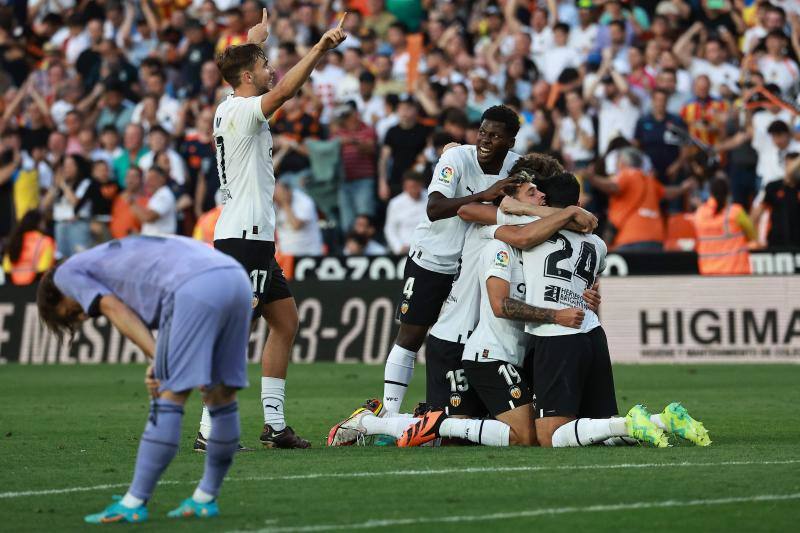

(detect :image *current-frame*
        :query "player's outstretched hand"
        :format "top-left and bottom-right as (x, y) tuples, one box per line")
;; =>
(568, 205), (598, 233)
(316, 13), (348, 51)
(247, 8), (270, 44)
(499, 196), (531, 215)
(555, 308), (585, 329)
(582, 282), (601, 313)
(480, 177), (518, 202)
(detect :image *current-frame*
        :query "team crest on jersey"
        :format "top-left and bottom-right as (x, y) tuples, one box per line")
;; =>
(482, 349), (489, 358)
(509, 386), (522, 400)
(400, 300), (409, 314)
(495, 250), (509, 267)
(439, 165), (455, 184)
(450, 393), (462, 408)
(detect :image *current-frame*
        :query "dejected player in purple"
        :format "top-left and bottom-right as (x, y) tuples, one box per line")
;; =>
(36, 235), (252, 524)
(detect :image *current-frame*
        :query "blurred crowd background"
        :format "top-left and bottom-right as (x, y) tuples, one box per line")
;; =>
(2, 0), (800, 284)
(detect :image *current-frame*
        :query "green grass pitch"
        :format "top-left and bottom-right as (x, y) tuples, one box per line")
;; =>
(1, 363), (799, 532)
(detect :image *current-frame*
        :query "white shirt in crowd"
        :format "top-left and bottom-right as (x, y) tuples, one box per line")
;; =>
(141, 185), (177, 236)
(53, 178), (92, 222)
(756, 139), (800, 188)
(539, 45), (582, 83)
(311, 64), (346, 125)
(758, 56), (800, 96)
(138, 148), (188, 186)
(598, 95), (640, 155)
(131, 94), (181, 135)
(689, 59), (740, 98)
(751, 109), (795, 152)
(276, 188), (324, 256)
(530, 27), (555, 71)
(384, 188), (428, 254)
(559, 115), (595, 163)
(568, 24), (598, 58)
(212, 94), (276, 241)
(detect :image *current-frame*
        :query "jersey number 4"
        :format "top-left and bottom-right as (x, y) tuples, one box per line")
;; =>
(543, 233), (597, 289)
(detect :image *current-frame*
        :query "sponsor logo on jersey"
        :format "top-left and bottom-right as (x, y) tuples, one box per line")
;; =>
(439, 165), (455, 184)
(450, 393), (462, 408)
(544, 284), (589, 309)
(400, 300), (409, 314)
(509, 385), (522, 400)
(495, 250), (509, 267)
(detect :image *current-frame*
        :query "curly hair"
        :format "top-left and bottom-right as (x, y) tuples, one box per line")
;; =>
(508, 153), (565, 181)
(36, 267), (81, 342)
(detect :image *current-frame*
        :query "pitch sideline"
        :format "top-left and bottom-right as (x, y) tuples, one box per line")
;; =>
(1, 459), (798, 500)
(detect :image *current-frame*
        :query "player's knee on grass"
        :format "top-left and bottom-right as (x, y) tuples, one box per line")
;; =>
(535, 416), (576, 448)
(203, 384), (238, 407)
(395, 323), (429, 352)
(498, 404), (537, 446)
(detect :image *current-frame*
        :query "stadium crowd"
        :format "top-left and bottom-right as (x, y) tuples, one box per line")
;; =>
(2, 0), (800, 284)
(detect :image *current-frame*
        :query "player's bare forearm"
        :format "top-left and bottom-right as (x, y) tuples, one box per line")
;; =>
(457, 202), (498, 224)
(261, 47), (325, 117)
(99, 295), (156, 359)
(427, 191), (490, 221)
(500, 298), (555, 323)
(493, 209), (575, 250)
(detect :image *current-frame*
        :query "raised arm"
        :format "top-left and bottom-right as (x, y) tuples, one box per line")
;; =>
(672, 22), (703, 69)
(254, 11), (347, 119)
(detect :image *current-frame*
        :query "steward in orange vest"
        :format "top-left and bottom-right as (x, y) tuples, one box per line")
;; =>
(694, 179), (756, 275)
(2, 210), (55, 285)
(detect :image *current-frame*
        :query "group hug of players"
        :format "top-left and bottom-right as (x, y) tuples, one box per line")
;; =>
(327, 105), (711, 450)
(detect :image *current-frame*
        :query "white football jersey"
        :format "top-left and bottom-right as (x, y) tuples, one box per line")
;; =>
(522, 229), (607, 336)
(429, 224), (484, 344)
(213, 95), (276, 241)
(409, 145), (520, 274)
(462, 237), (527, 367)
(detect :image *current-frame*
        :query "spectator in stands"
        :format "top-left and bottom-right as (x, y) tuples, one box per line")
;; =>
(695, 178), (756, 275)
(113, 124), (148, 188)
(88, 159), (118, 244)
(132, 166), (176, 237)
(588, 49), (640, 155)
(350, 214), (387, 256)
(110, 166), (147, 240)
(380, 98), (430, 200)
(385, 170), (427, 255)
(0, 147), (21, 242)
(95, 81), (135, 135)
(332, 103), (378, 234)
(587, 147), (695, 252)
(751, 153), (800, 249)
(552, 90), (596, 172)
(131, 69), (181, 135)
(680, 75), (728, 148)
(138, 126), (187, 186)
(756, 120), (800, 189)
(41, 154), (94, 258)
(274, 181), (324, 256)
(634, 88), (687, 184)
(180, 19), (215, 97)
(2, 209), (55, 286)
(270, 93), (319, 188)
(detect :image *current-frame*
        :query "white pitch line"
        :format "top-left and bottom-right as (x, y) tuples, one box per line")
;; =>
(1, 459), (798, 500)
(239, 493), (800, 533)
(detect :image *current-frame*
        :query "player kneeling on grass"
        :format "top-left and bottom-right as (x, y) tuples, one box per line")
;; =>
(37, 236), (252, 523)
(486, 172), (711, 448)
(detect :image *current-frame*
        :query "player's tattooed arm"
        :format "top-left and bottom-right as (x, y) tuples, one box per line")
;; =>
(500, 298), (585, 329)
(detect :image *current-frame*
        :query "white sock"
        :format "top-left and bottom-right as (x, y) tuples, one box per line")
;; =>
(383, 345), (416, 414)
(602, 436), (638, 446)
(261, 377), (286, 430)
(439, 418), (510, 446)
(120, 492), (145, 508)
(551, 417), (628, 447)
(199, 405), (212, 439)
(192, 487), (215, 504)
(361, 413), (416, 439)
(650, 413), (667, 430)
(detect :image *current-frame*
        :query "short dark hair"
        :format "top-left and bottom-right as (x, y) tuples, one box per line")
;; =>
(402, 169), (426, 184)
(536, 172), (580, 208)
(481, 105), (520, 137)
(554, 22), (570, 34)
(609, 20), (626, 32)
(510, 153), (564, 179)
(768, 120), (790, 135)
(216, 43), (267, 88)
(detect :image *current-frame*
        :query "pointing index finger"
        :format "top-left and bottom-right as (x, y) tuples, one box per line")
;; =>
(262, 8), (269, 24)
(338, 12), (348, 29)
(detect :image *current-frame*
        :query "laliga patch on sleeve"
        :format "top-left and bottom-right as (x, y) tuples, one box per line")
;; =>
(495, 250), (509, 267)
(438, 165), (455, 184)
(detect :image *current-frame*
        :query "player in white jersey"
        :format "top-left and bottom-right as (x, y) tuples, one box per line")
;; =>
(382, 105), (523, 417)
(196, 9), (347, 450)
(484, 172), (710, 448)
